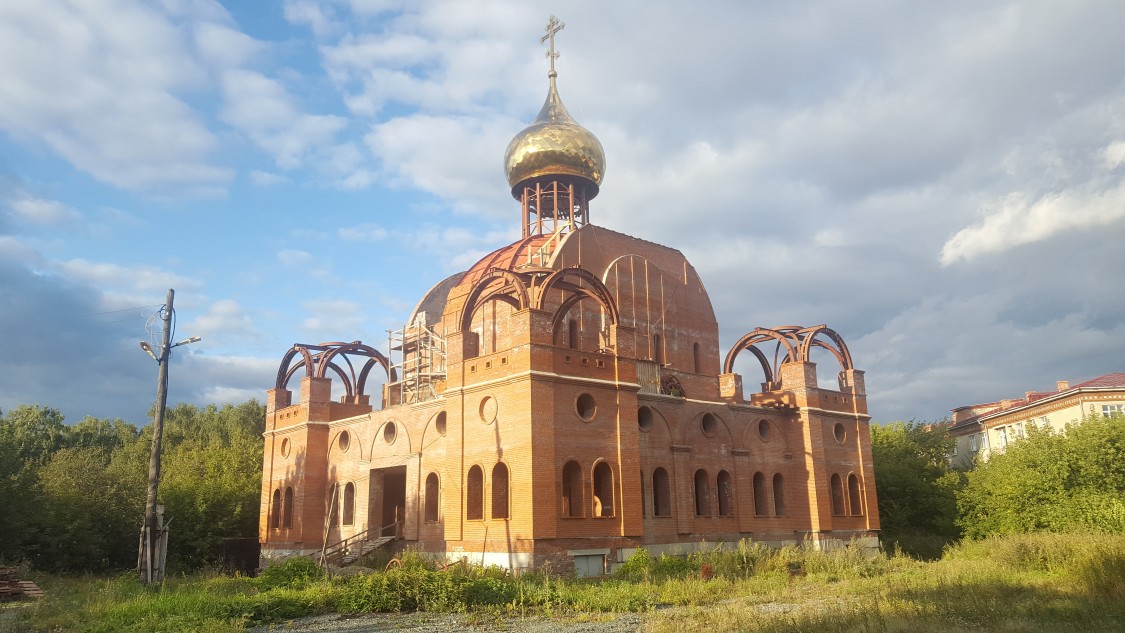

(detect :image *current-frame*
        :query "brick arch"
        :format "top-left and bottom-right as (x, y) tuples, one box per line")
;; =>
(696, 411), (733, 444)
(741, 417), (791, 457)
(637, 404), (673, 445)
(458, 268), (530, 334)
(369, 419), (413, 456)
(420, 410), (447, 448)
(327, 428), (362, 460)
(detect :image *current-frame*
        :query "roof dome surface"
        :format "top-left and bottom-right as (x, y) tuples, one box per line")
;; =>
(504, 76), (605, 198)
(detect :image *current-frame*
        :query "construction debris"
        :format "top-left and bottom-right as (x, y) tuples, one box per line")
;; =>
(0, 567), (44, 601)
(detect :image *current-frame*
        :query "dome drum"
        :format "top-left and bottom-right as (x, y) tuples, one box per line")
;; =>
(519, 177), (592, 238)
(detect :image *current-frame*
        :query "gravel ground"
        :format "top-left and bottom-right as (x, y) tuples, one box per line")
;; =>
(249, 612), (644, 633)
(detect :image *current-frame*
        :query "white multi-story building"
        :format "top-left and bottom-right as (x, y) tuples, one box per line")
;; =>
(947, 373), (1125, 467)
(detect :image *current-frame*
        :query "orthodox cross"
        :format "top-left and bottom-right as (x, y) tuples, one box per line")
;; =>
(540, 15), (565, 75)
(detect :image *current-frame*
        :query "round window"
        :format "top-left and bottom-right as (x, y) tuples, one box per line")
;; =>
(435, 411), (447, 436)
(701, 413), (718, 436)
(576, 393), (597, 421)
(758, 419), (772, 441)
(834, 423), (846, 444)
(384, 422), (397, 444)
(280, 437), (291, 457)
(338, 430), (350, 452)
(638, 406), (654, 432)
(479, 396), (497, 424)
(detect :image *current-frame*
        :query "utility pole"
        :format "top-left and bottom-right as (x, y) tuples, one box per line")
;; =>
(137, 289), (200, 585)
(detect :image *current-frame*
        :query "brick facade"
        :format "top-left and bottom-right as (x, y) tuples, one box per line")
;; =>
(258, 223), (881, 572)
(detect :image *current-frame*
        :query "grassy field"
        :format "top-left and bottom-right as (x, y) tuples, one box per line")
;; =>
(2, 532), (1123, 633)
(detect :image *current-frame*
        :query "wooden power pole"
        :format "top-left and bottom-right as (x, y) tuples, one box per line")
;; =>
(140, 288), (174, 585)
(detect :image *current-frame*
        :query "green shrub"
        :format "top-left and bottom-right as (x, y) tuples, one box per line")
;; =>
(257, 556), (324, 590)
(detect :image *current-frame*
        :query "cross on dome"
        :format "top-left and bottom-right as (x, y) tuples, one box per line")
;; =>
(541, 15), (565, 77)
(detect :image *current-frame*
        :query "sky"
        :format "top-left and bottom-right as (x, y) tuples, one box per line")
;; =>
(2, 0), (1124, 427)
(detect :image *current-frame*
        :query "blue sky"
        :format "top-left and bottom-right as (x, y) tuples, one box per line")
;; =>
(2, 0), (1124, 426)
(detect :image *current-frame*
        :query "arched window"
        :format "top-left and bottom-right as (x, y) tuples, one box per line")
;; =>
(467, 465), (484, 520)
(773, 473), (786, 516)
(492, 463), (510, 519)
(593, 461), (614, 517)
(640, 470), (647, 517)
(562, 460), (583, 517)
(652, 467), (672, 517)
(425, 473), (439, 523)
(653, 333), (664, 364)
(693, 342), (702, 373)
(568, 318), (579, 350)
(693, 469), (711, 516)
(271, 489), (282, 529)
(342, 482), (355, 526)
(327, 483), (340, 526)
(830, 474), (845, 516)
(717, 470), (733, 516)
(283, 487), (294, 528)
(848, 473), (863, 516)
(753, 472), (768, 517)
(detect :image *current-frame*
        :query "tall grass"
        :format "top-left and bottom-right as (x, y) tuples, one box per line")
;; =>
(4, 533), (1123, 632)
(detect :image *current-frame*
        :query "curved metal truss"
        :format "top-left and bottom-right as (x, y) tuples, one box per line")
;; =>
(275, 341), (396, 401)
(722, 325), (854, 390)
(458, 265), (620, 342)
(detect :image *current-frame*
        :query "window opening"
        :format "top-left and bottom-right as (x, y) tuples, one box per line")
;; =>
(652, 467), (672, 517)
(562, 460), (583, 517)
(717, 470), (733, 516)
(425, 473), (439, 523)
(694, 469), (711, 516)
(593, 461), (614, 517)
(772, 473), (786, 516)
(830, 474), (845, 516)
(492, 463), (510, 519)
(467, 465), (484, 520)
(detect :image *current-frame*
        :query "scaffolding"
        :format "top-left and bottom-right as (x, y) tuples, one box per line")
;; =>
(387, 312), (447, 405)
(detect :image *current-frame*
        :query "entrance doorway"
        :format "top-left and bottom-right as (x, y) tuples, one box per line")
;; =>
(369, 466), (407, 537)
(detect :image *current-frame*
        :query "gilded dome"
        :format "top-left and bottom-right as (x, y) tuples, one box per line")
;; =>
(504, 76), (605, 199)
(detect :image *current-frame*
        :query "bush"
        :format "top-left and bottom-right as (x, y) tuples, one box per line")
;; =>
(257, 556), (324, 590)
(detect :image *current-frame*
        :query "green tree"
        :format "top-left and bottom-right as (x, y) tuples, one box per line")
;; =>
(30, 446), (142, 571)
(958, 414), (1125, 538)
(156, 401), (265, 569)
(1, 404), (68, 464)
(871, 421), (963, 558)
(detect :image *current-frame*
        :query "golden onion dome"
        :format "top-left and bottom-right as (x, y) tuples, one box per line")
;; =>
(504, 74), (605, 199)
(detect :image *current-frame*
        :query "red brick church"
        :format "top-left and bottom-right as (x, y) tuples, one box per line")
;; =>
(259, 18), (879, 574)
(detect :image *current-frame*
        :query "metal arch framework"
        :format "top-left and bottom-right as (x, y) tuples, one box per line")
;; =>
(275, 341), (396, 399)
(458, 268), (531, 335)
(722, 325), (854, 389)
(457, 265), (620, 341)
(533, 266), (619, 327)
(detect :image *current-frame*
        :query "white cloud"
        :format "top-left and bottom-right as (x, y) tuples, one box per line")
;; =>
(338, 223), (388, 241)
(220, 69), (347, 170)
(56, 259), (202, 296)
(940, 183), (1125, 265)
(277, 249), (314, 265)
(250, 170), (290, 187)
(7, 194), (81, 227)
(0, 0), (232, 192)
(1105, 141), (1125, 170)
(283, 0), (340, 39)
(182, 299), (261, 346)
(301, 299), (365, 337)
(365, 114), (516, 213)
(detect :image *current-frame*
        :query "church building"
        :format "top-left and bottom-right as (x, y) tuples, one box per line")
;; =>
(259, 18), (880, 575)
